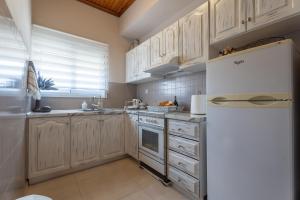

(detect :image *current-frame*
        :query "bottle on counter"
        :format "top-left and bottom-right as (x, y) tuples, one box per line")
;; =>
(173, 96), (178, 107)
(81, 101), (88, 110)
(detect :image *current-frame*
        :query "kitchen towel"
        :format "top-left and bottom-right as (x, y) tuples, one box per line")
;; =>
(27, 61), (41, 100)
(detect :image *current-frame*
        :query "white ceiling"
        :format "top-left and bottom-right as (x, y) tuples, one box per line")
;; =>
(120, 0), (206, 41)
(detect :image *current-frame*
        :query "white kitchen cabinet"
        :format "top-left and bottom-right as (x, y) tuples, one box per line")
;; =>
(163, 21), (179, 64)
(210, 0), (247, 44)
(100, 115), (125, 159)
(126, 48), (138, 83)
(150, 31), (165, 68)
(70, 116), (101, 167)
(126, 40), (153, 83)
(125, 114), (139, 160)
(136, 40), (152, 80)
(246, 0), (300, 31)
(210, 0), (300, 44)
(179, 2), (209, 70)
(167, 118), (207, 200)
(28, 117), (70, 178)
(150, 22), (179, 69)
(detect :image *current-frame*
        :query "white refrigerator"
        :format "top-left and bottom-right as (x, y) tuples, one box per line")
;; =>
(206, 40), (299, 200)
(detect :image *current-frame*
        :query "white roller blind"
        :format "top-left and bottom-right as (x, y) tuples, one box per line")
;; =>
(0, 16), (27, 92)
(31, 25), (109, 97)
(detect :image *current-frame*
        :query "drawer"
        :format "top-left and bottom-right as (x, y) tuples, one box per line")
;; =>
(168, 150), (199, 178)
(168, 120), (200, 140)
(168, 166), (199, 196)
(169, 135), (200, 160)
(139, 152), (165, 175)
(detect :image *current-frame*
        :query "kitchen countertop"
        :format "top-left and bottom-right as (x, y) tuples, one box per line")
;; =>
(26, 108), (124, 118)
(165, 112), (206, 123)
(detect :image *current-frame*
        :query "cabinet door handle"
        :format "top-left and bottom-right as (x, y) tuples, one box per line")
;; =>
(247, 17), (252, 22)
(241, 20), (246, 25)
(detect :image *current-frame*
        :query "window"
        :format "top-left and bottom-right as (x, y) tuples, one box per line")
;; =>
(0, 16), (27, 94)
(31, 25), (109, 97)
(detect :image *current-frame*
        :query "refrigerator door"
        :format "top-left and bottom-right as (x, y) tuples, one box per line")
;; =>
(207, 40), (293, 100)
(207, 102), (293, 200)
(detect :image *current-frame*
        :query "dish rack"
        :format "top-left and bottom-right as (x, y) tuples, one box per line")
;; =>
(147, 106), (177, 113)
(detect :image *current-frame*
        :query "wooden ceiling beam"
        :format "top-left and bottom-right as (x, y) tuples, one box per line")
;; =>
(77, 0), (135, 17)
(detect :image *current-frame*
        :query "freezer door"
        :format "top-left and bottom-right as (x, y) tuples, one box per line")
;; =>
(207, 41), (293, 99)
(207, 103), (293, 200)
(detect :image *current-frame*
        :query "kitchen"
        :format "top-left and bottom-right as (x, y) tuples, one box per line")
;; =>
(0, 0), (299, 200)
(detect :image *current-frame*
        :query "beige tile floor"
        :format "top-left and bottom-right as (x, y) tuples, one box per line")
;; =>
(25, 158), (189, 200)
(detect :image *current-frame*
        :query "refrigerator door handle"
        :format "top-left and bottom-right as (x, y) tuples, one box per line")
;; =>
(248, 95), (278, 101)
(210, 97), (228, 102)
(208, 100), (291, 108)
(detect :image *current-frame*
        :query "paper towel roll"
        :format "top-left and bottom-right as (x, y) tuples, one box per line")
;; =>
(191, 95), (206, 115)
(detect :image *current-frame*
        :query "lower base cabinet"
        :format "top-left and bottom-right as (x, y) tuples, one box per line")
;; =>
(167, 118), (207, 200)
(100, 115), (125, 159)
(28, 114), (126, 183)
(28, 117), (71, 179)
(125, 114), (139, 160)
(71, 116), (101, 167)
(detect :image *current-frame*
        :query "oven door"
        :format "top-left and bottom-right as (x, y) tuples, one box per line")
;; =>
(139, 125), (164, 160)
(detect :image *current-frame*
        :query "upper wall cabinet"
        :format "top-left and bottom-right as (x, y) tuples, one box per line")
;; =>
(164, 22), (179, 64)
(179, 2), (209, 71)
(246, 0), (300, 31)
(149, 21), (179, 74)
(126, 39), (156, 84)
(210, 0), (246, 44)
(210, 0), (300, 44)
(150, 31), (164, 68)
(137, 39), (152, 79)
(126, 48), (137, 83)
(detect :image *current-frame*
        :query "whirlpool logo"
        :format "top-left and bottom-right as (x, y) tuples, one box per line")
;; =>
(234, 60), (245, 65)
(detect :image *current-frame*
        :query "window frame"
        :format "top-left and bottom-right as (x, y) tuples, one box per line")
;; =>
(31, 25), (110, 98)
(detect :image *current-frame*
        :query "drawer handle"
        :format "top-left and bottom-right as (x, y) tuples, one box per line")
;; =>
(178, 145), (185, 150)
(177, 178), (192, 192)
(177, 128), (182, 131)
(178, 162), (186, 168)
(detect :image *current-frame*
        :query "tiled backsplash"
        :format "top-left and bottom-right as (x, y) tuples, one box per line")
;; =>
(137, 72), (206, 111)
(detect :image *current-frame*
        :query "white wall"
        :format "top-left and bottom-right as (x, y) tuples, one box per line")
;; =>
(120, 0), (206, 41)
(4, 0), (31, 51)
(32, 0), (130, 83)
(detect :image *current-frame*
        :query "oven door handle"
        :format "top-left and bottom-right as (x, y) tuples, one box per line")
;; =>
(139, 123), (164, 131)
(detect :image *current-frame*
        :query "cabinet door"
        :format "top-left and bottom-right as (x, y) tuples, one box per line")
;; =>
(139, 39), (151, 72)
(100, 115), (125, 159)
(247, 0), (300, 30)
(150, 31), (164, 68)
(163, 21), (179, 63)
(180, 2), (209, 66)
(210, 0), (246, 44)
(70, 116), (101, 167)
(125, 114), (139, 160)
(126, 51), (132, 83)
(136, 40), (151, 80)
(126, 49), (137, 83)
(28, 117), (70, 178)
